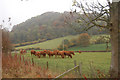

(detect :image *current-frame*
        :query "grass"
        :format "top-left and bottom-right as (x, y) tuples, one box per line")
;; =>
(68, 44), (111, 51)
(16, 51), (111, 77)
(2, 53), (57, 78)
(15, 35), (80, 49)
(15, 34), (110, 50)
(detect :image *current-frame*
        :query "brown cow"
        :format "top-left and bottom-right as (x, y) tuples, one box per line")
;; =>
(39, 50), (47, 57)
(53, 50), (59, 58)
(20, 49), (23, 54)
(20, 49), (27, 55)
(64, 51), (72, 58)
(23, 50), (27, 53)
(58, 51), (65, 58)
(69, 51), (75, 55)
(45, 50), (53, 58)
(31, 50), (36, 56)
(78, 51), (82, 53)
(35, 51), (41, 58)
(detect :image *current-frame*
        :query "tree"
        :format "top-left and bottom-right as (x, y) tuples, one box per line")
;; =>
(2, 29), (12, 54)
(77, 33), (90, 47)
(71, 0), (120, 77)
(0, 18), (12, 54)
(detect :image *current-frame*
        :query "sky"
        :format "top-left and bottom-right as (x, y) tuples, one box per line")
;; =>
(0, 0), (73, 30)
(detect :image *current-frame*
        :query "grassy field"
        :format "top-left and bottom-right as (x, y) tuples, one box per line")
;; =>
(16, 52), (111, 76)
(15, 35), (80, 49)
(15, 34), (110, 50)
(68, 44), (111, 51)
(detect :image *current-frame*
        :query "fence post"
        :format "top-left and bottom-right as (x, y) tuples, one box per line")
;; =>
(74, 60), (77, 75)
(47, 61), (48, 70)
(78, 62), (82, 76)
(32, 58), (34, 66)
(89, 61), (95, 78)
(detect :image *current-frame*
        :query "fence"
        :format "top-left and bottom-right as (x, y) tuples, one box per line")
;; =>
(52, 60), (82, 80)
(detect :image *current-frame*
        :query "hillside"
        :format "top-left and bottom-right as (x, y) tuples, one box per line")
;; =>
(15, 35), (80, 49)
(10, 12), (78, 43)
(10, 11), (108, 44)
(15, 34), (111, 51)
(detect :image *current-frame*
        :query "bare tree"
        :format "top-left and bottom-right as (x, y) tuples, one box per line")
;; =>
(71, 0), (120, 77)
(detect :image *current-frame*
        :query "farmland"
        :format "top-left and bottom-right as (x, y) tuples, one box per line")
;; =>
(68, 43), (111, 51)
(15, 35), (80, 49)
(13, 34), (111, 77)
(15, 34), (110, 50)
(15, 51), (111, 76)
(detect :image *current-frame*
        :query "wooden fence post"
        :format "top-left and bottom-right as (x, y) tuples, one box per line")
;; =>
(74, 60), (77, 75)
(32, 58), (34, 66)
(89, 61), (96, 78)
(78, 62), (82, 76)
(47, 61), (48, 70)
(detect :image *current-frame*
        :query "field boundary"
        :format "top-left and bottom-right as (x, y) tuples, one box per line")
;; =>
(75, 51), (111, 52)
(53, 60), (82, 79)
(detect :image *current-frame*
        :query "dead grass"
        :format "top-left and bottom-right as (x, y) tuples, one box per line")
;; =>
(2, 53), (57, 78)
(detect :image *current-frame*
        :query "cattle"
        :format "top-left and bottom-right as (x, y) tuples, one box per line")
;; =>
(35, 51), (41, 58)
(53, 50), (59, 58)
(45, 50), (53, 58)
(31, 50), (36, 56)
(20, 49), (27, 54)
(64, 51), (72, 58)
(30, 50), (76, 59)
(69, 51), (75, 55)
(23, 50), (27, 53)
(20, 49), (23, 54)
(78, 51), (82, 53)
(58, 51), (65, 58)
(39, 50), (47, 57)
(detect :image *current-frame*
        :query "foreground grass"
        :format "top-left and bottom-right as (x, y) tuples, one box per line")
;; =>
(2, 54), (57, 78)
(16, 52), (111, 77)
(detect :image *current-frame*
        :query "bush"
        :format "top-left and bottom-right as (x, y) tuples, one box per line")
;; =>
(57, 44), (68, 50)
(77, 33), (90, 47)
(95, 36), (110, 44)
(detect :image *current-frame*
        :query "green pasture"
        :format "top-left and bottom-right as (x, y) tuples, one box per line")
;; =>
(15, 35), (79, 49)
(16, 52), (111, 76)
(15, 34), (110, 50)
(68, 44), (111, 51)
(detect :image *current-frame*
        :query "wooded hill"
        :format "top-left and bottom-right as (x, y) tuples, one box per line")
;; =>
(10, 11), (108, 44)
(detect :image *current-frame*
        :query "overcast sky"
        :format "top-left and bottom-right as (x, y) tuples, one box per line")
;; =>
(0, 0), (112, 30)
(0, 0), (73, 30)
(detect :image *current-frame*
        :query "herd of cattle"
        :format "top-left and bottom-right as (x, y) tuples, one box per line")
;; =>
(20, 50), (82, 58)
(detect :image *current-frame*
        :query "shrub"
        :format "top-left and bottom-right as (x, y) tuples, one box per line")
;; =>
(94, 36), (110, 44)
(77, 33), (90, 47)
(57, 44), (68, 50)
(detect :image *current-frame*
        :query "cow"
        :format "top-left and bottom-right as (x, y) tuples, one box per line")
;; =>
(53, 50), (59, 58)
(69, 51), (75, 55)
(78, 51), (82, 54)
(20, 49), (27, 55)
(35, 51), (41, 58)
(31, 50), (36, 56)
(45, 50), (53, 58)
(39, 50), (47, 57)
(20, 49), (24, 54)
(64, 51), (72, 58)
(58, 51), (65, 58)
